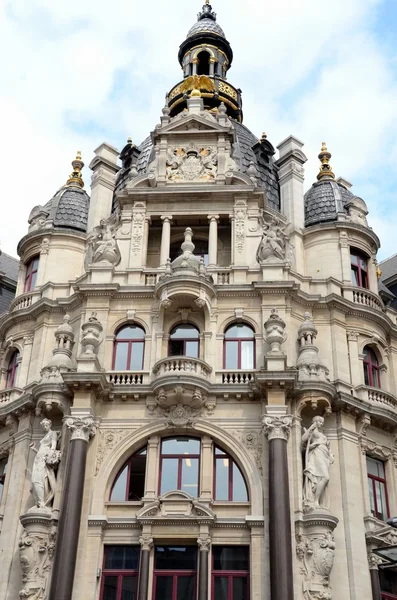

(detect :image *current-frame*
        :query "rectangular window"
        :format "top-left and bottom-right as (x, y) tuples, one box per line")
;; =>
(100, 546), (140, 600)
(367, 457), (389, 521)
(350, 250), (369, 289)
(159, 439), (200, 497)
(154, 546), (197, 600)
(212, 546), (249, 600)
(0, 457), (7, 503)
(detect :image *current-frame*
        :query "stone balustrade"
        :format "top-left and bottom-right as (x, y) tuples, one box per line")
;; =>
(366, 386), (397, 410)
(153, 356), (212, 380)
(10, 290), (41, 311)
(343, 286), (383, 311)
(220, 370), (256, 384)
(0, 387), (23, 405)
(107, 372), (148, 385)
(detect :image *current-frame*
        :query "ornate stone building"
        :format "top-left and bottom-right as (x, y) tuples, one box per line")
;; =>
(1, 3), (397, 600)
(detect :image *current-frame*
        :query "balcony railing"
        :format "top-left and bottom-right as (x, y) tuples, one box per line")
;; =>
(343, 286), (383, 311)
(0, 387), (23, 405)
(153, 357), (212, 380)
(107, 372), (148, 386)
(219, 371), (256, 385)
(10, 290), (41, 311)
(356, 385), (397, 411)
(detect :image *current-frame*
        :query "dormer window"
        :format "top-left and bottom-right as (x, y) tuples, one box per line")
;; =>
(350, 249), (368, 289)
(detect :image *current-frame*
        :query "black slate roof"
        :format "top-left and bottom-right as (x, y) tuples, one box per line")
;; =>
(304, 180), (352, 227)
(0, 252), (19, 282)
(44, 186), (90, 232)
(379, 253), (397, 283)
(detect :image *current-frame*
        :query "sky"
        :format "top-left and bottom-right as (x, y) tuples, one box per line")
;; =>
(0, 0), (396, 260)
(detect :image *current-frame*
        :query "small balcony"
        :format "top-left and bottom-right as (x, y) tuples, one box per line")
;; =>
(0, 387), (23, 405)
(343, 286), (384, 311)
(10, 290), (41, 312)
(356, 385), (397, 413)
(151, 356), (213, 399)
(107, 372), (149, 386)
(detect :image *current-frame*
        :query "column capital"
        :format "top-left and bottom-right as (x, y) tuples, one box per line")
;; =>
(197, 536), (211, 552)
(208, 214), (219, 222)
(262, 414), (292, 442)
(63, 415), (96, 442)
(368, 552), (383, 570)
(139, 535), (154, 551)
(161, 215), (173, 223)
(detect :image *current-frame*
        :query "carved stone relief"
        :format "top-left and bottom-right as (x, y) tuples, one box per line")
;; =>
(131, 211), (145, 256)
(234, 429), (263, 475)
(166, 145), (217, 182)
(95, 428), (132, 475)
(234, 207), (246, 254)
(19, 527), (56, 599)
(296, 531), (335, 599)
(29, 419), (61, 512)
(85, 212), (121, 267)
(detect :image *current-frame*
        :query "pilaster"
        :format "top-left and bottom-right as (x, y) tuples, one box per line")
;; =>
(87, 143), (120, 233)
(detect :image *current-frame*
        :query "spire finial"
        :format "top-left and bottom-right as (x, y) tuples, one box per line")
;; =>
(66, 151), (84, 188)
(198, 1), (216, 21)
(317, 142), (335, 181)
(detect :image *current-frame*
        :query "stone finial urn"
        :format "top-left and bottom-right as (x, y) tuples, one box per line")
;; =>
(264, 309), (287, 353)
(80, 313), (103, 356)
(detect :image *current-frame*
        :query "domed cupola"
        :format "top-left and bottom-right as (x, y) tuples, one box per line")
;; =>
(304, 143), (353, 227)
(167, 1), (242, 120)
(31, 152), (90, 233)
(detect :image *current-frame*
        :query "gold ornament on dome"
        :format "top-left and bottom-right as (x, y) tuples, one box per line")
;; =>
(66, 150), (84, 188)
(317, 142), (335, 181)
(179, 74), (216, 98)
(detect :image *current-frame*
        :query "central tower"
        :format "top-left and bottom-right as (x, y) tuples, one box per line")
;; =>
(167, 1), (243, 121)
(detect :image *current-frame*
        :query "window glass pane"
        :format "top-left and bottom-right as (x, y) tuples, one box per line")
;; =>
(30, 270), (37, 290)
(177, 576), (195, 600)
(117, 326), (145, 340)
(368, 480), (376, 516)
(104, 546), (140, 570)
(360, 259), (367, 270)
(181, 458), (198, 497)
(155, 576), (173, 600)
(372, 366), (380, 388)
(162, 439), (200, 455)
(102, 576), (118, 600)
(215, 457), (229, 500)
(155, 547), (197, 570)
(241, 341), (254, 369)
(213, 547), (249, 571)
(130, 343), (144, 370)
(110, 465), (128, 501)
(363, 363), (370, 386)
(232, 577), (248, 600)
(367, 457), (383, 477)
(114, 343), (129, 370)
(232, 463), (248, 501)
(128, 455), (146, 500)
(214, 577), (229, 600)
(225, 341), (238, 369)
(362, 272), (368, 288)
(351, 268), (359, 286)
(225, 325), (254, 339)
(185, 341), (199, 358)
(169, 340), (184, 356)
(121, 576), (137, 600)
(215, 447), (226, 456)
(171, 325), (199, 339)
(161, 458), (179, 494)
(350, 254), (358, 265)
(32, 257), (40, 270)
(375, 480), (387, 520)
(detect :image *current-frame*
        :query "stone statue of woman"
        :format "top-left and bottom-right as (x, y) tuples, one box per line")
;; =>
(30, 419), (61, 510)
(302, 416), (334, 511)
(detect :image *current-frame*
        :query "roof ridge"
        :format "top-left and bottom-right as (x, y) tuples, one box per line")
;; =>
(379, 252), (397, 265)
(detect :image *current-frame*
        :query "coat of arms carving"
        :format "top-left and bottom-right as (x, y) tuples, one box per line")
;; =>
(166, 146), (217, 182)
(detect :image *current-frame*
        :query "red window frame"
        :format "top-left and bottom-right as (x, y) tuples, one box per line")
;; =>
(382, 594), (397, 600)
(367, 457), (390, 521)
(100, 546), (140, 600)
(158, 438), (201, 497)
(6, 351), (19, 388)
(109, 448), (147, 501)
(152, 572), (197, 600)
(363, 346), (381, 388)
(213, 447), (248, 502)
(168, 324), (200, 358)
(112, 325), (145, 371)
(212, 547), (250, 600)
(24, 256), (39, 293)
(350, 249), (368, 289)
(223, 325), (255, 370)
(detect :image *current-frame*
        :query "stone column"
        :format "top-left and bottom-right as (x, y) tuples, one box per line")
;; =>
(208, 214), (219, 267)
(347, 331), (361, 388)
(262, 414), (293, 600)
(138, 534), (153, 600)
(368, 554), (382, 600)
(160, 215), (172, 267)
(197, 537), (211, 600)
(48, 415), (96, 600)
(142, 216), (151, 268)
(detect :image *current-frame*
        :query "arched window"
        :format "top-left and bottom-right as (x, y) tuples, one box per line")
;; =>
(110, 447), (147, 501)
(24, 256), (39, 293)
(169, 324), (200, 358)
(112, 325), (145, 370)
(351, 248), (368, 288)
(224, 324), (255, 369)
(214, 446), (248, 501)
(363, 346), (381, 388)
(6, 351), (19, 388)
(159, 438), (200, 496)
(197, 51), (210, 76)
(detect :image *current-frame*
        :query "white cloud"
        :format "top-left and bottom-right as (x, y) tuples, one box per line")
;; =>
(0, 0), (396, 259)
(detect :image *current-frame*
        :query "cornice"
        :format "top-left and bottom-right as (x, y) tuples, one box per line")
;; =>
(17, 228), (87, 256)
(303, 220), (380, 250)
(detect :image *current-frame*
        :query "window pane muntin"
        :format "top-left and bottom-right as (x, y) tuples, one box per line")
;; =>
(113, 340), (144, 371)
(224, 324), (255, 370)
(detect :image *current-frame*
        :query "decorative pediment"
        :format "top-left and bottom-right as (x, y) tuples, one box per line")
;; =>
(157, 112), (232, 135)
(136, 491), (215, 523)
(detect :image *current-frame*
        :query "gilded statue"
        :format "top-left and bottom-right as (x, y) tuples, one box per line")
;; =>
(302, 416), (334, 511)
(179, 74), (216, 97)
(30, 419), (61, 510)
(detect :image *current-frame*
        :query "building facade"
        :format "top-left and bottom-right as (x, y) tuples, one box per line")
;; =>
(1, 3), (397, 600)
(0, 251), (18, 316)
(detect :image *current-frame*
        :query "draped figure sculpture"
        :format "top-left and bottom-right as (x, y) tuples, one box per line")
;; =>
(302, 416), (334, 511)
(30, 419), (61, 510)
